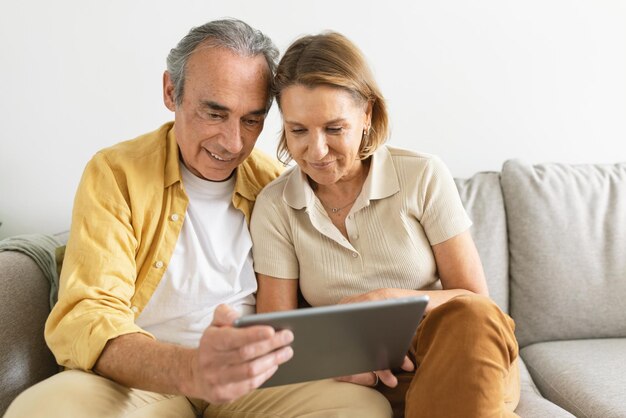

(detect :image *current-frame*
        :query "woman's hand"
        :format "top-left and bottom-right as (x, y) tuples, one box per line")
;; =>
(335, 355), (415, 388)
(338, 288), (393, 304)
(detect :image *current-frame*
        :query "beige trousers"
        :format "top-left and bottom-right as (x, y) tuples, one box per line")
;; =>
(5, 370), (392, 418)
(6, 294), (519, 418)
(377, 294), (521, 418)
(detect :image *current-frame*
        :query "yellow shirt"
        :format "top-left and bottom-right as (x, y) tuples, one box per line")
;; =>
(45, 122), (282, 371)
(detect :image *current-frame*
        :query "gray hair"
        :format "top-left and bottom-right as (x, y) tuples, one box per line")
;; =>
(166, 18), (279, 107)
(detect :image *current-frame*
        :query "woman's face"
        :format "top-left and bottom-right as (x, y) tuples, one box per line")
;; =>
(280, 84), (372, 186)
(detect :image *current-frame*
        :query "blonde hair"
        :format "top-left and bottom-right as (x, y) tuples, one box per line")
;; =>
(274, 32), (389, 164)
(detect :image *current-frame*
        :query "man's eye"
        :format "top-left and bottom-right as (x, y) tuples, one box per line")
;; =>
(208, 113), (224, 120)
(243, 118), (261, 127)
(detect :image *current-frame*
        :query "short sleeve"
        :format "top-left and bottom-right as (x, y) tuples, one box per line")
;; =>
(250, 185), (300, 279)
(418, 156), (472, 245)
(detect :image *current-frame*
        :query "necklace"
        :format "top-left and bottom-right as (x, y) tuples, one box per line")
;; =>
(312, 161), (369, 215)
(328, 196), (359, 213)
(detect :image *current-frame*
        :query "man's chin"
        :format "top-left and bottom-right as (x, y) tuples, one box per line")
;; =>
(200, 166), (237, 182)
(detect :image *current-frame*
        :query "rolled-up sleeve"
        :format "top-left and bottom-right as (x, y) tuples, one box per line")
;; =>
(45, 152), (153, 371)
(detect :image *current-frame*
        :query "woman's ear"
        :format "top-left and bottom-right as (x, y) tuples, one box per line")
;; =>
(364, 99), (374, 128)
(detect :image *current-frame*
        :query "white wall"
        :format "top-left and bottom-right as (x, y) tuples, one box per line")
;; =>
(1, 0), (625, 239)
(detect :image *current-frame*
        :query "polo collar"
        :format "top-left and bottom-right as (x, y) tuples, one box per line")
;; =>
(282, 145), (400, 211)
(363, 145), (400, 201)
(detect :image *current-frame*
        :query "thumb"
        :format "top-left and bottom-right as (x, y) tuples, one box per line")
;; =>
(401, 355), (415, 372)
(211, 304), (239, 327)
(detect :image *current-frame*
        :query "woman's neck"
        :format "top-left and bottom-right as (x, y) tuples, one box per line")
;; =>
(309, 158), (371, 215)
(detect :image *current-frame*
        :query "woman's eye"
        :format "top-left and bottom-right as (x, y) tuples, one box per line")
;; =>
(290, 128), (306, 134)
(327, 126), (343, 134)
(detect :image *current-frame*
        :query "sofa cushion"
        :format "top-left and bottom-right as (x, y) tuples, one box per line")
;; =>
(521, 338), (626, 418)
(501, 160), (626, 346)
(515, 357), (576, 418)
(455, 172), (509, 313)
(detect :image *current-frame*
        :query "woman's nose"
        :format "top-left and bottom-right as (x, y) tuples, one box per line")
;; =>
(307, 131), (329, 160)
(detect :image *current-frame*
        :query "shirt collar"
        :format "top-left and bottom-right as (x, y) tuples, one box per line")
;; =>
(282, 145), (400, 210)
(164, 124), (182, 188)
(234, 158), (261, 201)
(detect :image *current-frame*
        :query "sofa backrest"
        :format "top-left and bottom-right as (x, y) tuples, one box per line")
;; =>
(455, 172), (509, 313)
(501, 159), (626, 347)
(0, 251), (59, 415)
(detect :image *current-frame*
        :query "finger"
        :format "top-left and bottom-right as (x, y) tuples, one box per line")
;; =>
(211, 304), (240, 327)
(401, 355), (415, 372)
(376, 369), (399, 388)
(210, 364), (280, 405)
(334, 372), (374, 386)
(213, 345), (293, 385)
(204, 327), (293, 358)
(203, 321), (278, 352)
(236, 329), (294, 361)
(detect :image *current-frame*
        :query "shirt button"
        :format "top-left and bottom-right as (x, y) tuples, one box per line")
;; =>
(131, 306), (139, 313)
(352, 235), (359, 240)
(170, 213), (179, 221)
(154, 260), (164, 268)
(352, 252), (358, 258)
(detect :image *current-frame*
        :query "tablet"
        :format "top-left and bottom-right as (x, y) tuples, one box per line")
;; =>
(234, 296), (428, 388)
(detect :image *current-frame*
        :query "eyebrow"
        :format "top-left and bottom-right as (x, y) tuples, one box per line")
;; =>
(284, 118), (348, 125)
(201, 100), (268, 116)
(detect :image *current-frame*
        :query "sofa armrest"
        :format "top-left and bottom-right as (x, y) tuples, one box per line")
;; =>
(0, 251), (59, 415)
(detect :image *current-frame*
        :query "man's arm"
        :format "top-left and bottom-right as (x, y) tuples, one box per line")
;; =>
(94, 304), (294, 404)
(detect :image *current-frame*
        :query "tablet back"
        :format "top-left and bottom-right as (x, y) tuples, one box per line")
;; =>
(234, 296), (428, 387)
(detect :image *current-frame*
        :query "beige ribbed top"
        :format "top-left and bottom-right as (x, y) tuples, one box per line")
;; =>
(250, 146), (472, 307)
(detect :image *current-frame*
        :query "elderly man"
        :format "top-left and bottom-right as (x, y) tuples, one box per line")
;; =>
(4, 19), (391, 418)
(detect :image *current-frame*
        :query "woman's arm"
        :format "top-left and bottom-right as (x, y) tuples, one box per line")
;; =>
(340, 230), (489, 313)
(256, 274), (299, 313)
(432, 229), (488, 295)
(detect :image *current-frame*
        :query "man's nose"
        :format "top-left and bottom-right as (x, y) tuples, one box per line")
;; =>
(221, 119), (243, 154)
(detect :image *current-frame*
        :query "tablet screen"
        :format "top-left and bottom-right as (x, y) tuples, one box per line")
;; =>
(234, 296), (428, 387)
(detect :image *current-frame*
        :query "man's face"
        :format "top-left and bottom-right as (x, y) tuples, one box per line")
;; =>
(163, 46), (271, 181)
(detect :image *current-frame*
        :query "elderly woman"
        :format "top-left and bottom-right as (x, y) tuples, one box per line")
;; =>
(250, 32), (520, 418)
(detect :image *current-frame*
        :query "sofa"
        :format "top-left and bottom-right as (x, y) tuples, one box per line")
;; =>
(1, 159), (625, 417)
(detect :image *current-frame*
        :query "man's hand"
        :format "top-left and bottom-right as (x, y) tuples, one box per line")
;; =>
(183, 304), (294, 404)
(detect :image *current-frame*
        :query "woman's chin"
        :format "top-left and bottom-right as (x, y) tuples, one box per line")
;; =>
(305, 172), (339, 187)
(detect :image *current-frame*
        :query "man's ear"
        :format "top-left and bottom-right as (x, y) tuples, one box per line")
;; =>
(163, 71), (176, 112)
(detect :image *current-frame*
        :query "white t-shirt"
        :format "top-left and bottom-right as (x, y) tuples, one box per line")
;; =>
(136, 163), (256, 347)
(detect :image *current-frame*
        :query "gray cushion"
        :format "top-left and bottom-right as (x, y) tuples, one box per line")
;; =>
(522, 338), (626, 418)
(0, 251), (58, 415)
(455, 172), (509, 313)
(515, 358), (576, 418)
(501, 160), (626, 346)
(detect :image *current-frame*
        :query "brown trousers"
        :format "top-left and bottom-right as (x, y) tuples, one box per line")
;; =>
(377, 294), (521, 418)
